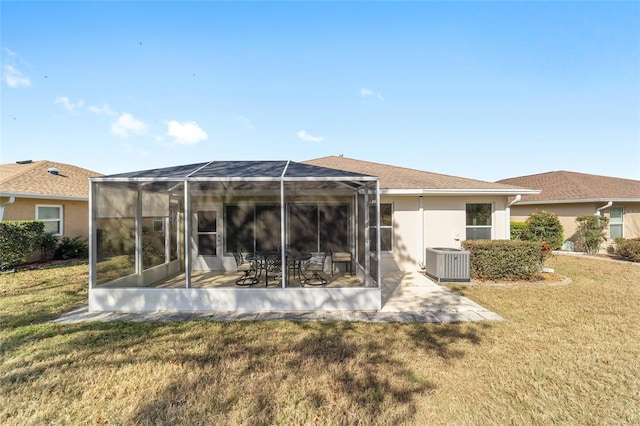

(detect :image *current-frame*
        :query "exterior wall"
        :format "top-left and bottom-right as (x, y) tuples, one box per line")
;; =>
(509, 202), (640, 251)
(382, 195), (510, 272)
(89, 286), (382, 312)
(1, 197), (89, 239)
(603, 203), (640, 241)
(509, 203), (598, 243)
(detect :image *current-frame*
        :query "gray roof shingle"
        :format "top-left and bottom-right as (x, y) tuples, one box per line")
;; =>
(303, 156), (533, 193)
(496, 171), (640, 202)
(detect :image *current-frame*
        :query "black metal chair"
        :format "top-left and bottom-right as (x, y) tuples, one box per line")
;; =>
(264, 254), (283, 286)
(301, 250), (330, 286)
(233, 251), (259, 286)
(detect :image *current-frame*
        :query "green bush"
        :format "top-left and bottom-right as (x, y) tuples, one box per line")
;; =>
(39, 232), (59, 261)
(54, 236), (89, 260)
(575, 215), (609, 254)
(524, 211), (564, 250)
(461, 239), (547, 281)
(0, 221), (45, 268)
(510, 222), (528, 240)
(614, 238), (640, 262)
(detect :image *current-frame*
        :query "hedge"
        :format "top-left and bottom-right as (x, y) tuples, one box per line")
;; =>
(461, 239), (549, 281)
(614, 238), (640, 263)
(0, 221), (45, 268)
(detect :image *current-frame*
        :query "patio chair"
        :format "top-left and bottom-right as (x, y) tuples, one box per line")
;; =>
(265, 254), (283, 286)
(234, 251), (259, 286)
(301, 250), (330, 286)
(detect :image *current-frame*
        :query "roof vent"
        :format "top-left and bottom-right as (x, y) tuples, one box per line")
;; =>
(47, 167), (60, 175)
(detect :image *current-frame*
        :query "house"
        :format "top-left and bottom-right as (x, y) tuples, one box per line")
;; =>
(304, 156), (539, 271)
(88, 158), (536, 312)
(496, 171), (640, 251)
(0, 160), (102, 239)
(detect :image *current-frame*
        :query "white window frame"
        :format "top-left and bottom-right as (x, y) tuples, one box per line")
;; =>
(465, 203), (493, 240)
(609, 206), (624, 239)
(369, 202), (393, 253)
(36, 204), (63, 236)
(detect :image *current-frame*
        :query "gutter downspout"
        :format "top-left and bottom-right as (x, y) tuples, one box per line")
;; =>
(595, 201), (613, 216)
(419, 196), (425, 270)
(505, 194), (521, 239)
(0, 196), (16, 221)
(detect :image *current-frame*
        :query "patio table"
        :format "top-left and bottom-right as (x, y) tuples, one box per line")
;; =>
(246, 251), (311, 286)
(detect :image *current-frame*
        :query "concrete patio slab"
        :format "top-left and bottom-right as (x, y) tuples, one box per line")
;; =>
(54, 271), (502, 324)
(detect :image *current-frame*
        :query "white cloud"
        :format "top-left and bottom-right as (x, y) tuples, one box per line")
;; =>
(166, 120), (208, 145)
(4, 48), (17, 57)
(88, 103), (116, 115)
(3, 64), (31, 88)
(111, 113), (147, 137)
(297, 130), (324, 142)
(55, 96), (84, 114)
(360, 87), (384, 101)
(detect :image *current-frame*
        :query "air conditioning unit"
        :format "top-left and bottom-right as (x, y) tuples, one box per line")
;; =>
(425, 247), (470, 282)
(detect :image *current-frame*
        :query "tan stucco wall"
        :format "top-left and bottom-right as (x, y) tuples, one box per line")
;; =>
(509, 202), (640, 251)
(382, 195), (510, 272)
(1, 197), (89, 239)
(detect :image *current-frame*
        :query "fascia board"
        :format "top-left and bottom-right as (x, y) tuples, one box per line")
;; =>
(517, 198), (640, 205)
(0, 192), (87, 201)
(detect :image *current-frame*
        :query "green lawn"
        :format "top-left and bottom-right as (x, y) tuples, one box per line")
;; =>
(1, 256), (639, 425)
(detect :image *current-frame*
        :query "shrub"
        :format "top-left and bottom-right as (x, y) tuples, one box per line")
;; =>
(39, 232), (59, 261)
(510, 222), (528, 240)
(461, 239), (546, 281)
(0, 221), (45, 268)
(575, 215), (609, 254)
(614, 238), (640, 262)
(523, 210), (564, 250)
(54, 236), (89, 260)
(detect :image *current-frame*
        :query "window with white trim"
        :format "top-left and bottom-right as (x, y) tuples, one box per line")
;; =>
(466, 203), (492, 240)
(609, 207), (623, 239)
(36, 205), (63, 236)
(369, 203), (393, 252)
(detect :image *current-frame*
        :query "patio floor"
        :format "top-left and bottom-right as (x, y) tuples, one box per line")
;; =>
(155, 270), (363, 289)
(59, 271), (502, 323)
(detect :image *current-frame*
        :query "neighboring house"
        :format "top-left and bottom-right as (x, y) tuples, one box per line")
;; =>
(496, 171), (640, 251)
(88, 158), (536, 312)
(0, 160), (102, 239)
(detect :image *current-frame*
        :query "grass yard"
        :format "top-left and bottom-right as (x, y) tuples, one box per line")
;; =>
(1, 256), (639, 425)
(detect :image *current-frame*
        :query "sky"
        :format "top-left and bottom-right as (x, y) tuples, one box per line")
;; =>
(2, 1), (639, 182)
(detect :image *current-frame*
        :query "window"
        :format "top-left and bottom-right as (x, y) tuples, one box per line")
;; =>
(225, 203), (348, 254)
(224, 204), (281, 253)
(197, 211), (217, 256)
(466, 203), (492, 240)
(36, 205), (63, 235)
(289, 204), (350, 252)
(610, 207), (623, 239)
(369, 203), (393, 252)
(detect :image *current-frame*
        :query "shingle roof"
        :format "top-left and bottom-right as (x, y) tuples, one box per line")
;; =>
(496, 171), (640, 203)
(303, 156), (534, 193)
(0, 160), (102, 199)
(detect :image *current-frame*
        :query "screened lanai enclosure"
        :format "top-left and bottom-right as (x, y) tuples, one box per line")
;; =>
(89, 160), (381, 311)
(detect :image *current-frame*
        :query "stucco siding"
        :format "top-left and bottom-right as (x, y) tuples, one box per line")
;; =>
(2, 197), (89, 239)
(511, 202), (640, 242)
(382, 195), (510, 272)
